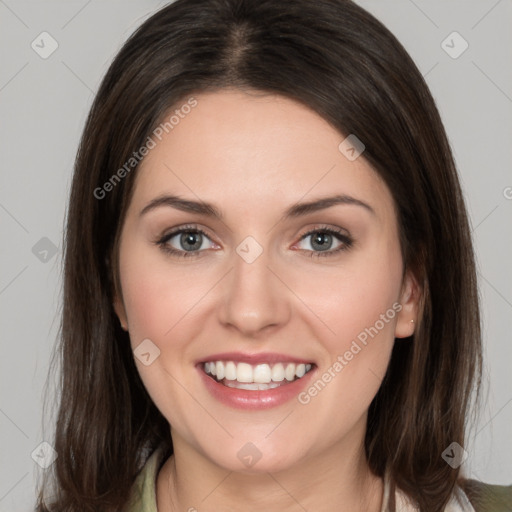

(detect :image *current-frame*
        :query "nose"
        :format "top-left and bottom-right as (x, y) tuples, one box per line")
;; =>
(217, 245), (291, 338)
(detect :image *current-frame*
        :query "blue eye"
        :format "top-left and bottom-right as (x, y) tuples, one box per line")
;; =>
(157, 226), (215, 258)
(156, 225), (353, 259)
(296, 227), (353, 257)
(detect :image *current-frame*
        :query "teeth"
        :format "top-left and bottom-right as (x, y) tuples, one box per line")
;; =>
(203, 360), (313, 385)
(271, 363), (285, 382)
(253, 363), (272, 383)
(225, 361), (237, 381)
(296, 363), (306, 378)
(237, 362), (253, 383)
(284, 363), (296, 381)
(215, 361), (225, 380)
(224, 380), (282, 390)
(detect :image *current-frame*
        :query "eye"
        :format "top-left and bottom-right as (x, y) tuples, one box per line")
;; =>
(156, 225), (218, 258)
(155, 224), (353, 259)
(294, 226), (353, 257)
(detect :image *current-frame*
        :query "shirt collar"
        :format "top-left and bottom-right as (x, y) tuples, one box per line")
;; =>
(126, 446), (475, 512)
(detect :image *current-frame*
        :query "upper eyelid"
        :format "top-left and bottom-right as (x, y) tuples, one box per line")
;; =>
(299, 226), (350, 238)
(159, 224), (212, 240)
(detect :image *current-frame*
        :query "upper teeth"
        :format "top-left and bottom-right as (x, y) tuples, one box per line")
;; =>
(203, 361), (313, 383)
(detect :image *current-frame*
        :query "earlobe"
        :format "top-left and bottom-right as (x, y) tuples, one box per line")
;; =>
(113, 295), (129, 331)
(394, 270), (421, 339)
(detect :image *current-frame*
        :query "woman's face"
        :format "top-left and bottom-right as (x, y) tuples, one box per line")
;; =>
(114, 89), (417, 473)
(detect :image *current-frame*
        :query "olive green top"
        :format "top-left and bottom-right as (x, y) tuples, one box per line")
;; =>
(125, 446), (512, 512)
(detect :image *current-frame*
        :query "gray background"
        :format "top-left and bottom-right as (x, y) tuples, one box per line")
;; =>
(1, 1), (511, 510)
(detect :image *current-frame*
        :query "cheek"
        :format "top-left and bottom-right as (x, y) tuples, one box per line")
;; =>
(119, 244), (208, 344)
(293, 257), (402, 430)
(121, 270), (172, 344)
(117, 245), (208, 427)
(291, 243), (403, 352)
(296, 241), (403, 414)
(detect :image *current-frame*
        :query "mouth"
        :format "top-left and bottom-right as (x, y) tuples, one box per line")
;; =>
(197, 354), (316, 409)
(202, 360), (314, 390)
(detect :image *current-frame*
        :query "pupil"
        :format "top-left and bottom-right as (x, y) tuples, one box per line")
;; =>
(181, 232), (202, 251)
(312, 232), (331, 251)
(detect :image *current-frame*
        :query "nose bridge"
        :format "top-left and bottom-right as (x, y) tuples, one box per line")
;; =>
(218, 237), (290, 335)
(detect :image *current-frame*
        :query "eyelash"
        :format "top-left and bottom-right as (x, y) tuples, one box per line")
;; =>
(155, 224), (353, 259)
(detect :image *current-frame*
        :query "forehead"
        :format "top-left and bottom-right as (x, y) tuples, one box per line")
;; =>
(129, 89), (395, 222)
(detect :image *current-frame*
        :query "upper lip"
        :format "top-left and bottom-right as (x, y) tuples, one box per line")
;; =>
(196, 352), (314, 365)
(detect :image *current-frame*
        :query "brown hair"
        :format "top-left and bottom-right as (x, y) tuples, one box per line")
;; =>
(37, 1), (482, 510)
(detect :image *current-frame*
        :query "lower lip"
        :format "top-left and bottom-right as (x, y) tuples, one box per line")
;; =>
(197, 365), (316, 410)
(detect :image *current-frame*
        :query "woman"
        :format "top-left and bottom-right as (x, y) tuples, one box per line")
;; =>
(36, 0), (511, 511)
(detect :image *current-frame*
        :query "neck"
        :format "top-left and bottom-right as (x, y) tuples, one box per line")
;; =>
(156, 426), (383, 512)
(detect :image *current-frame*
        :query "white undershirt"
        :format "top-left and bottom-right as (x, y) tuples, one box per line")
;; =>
(380, 470), (476, 512)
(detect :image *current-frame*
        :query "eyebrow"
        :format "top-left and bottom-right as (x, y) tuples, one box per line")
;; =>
(139, 193), (375, 219)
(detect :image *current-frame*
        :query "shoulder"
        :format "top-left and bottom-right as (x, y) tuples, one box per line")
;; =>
(459, 479), (512, 512)
(125, 445), (169, 512)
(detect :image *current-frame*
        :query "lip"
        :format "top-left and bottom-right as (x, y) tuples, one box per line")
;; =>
(196, 351), (314, 365)
(197, 360), (317, 410)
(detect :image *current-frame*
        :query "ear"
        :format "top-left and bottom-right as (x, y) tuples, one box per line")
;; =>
(113, 293), (129, 331)
(394, 269), (421, 339)
(108, 253), (129, 331)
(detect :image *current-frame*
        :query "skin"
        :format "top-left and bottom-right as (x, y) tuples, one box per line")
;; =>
(114, 89), (419, 512)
